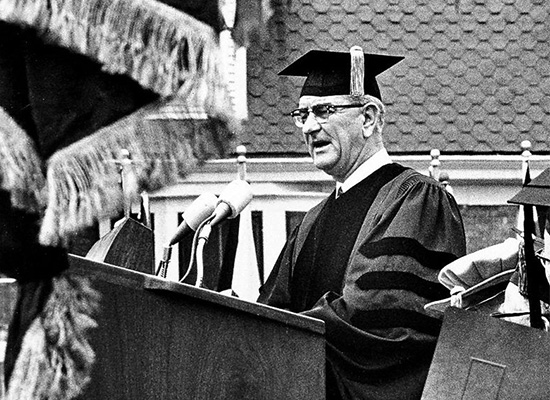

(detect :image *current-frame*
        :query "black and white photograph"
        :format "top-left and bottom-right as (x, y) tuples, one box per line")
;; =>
(0, 0), (549, 399)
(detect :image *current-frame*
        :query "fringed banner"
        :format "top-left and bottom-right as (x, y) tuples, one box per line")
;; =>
(0, 107), (46, 212)
(0, 0), (231, 119)
(5, 272), (100, 400)
(39, 100), (236, 247)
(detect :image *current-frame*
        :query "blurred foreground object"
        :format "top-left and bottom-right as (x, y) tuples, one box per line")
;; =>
(0, 1), (239, 398)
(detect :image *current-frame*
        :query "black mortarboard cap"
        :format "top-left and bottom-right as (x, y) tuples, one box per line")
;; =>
(279, 46), (403, 99)
(509, 168), (550, 207)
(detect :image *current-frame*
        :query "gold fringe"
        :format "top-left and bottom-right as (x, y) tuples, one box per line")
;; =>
(5, 272), (100, 400)
(0, 107), (46, 212)
(0, 0), (239, 245)
(0, 0), (232, 119)
(39, 100), (237, 247)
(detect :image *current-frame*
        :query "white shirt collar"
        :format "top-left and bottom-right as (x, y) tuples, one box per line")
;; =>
(336, 148), (392, 197)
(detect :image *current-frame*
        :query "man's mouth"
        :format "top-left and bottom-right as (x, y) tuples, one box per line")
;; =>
(312, 140), (331, 150)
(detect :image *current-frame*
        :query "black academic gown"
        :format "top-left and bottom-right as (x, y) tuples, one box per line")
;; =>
(258, 163), (467, 400)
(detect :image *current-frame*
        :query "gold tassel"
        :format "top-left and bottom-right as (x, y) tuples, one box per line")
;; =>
(5, 272), (100, 400)
(39, 100), (236, 247)
(0, 106), (46, 212)
(0, 0), (232, 120)
(349, 45), (365, 98)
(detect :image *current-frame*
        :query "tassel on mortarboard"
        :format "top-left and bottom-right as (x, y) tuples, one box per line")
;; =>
(349, 46), (365, 98)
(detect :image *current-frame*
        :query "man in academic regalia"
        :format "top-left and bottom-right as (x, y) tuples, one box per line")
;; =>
(258, 47), (467, 400)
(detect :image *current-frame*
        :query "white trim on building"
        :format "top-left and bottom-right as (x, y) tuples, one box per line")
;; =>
(105, 154), (549, 281)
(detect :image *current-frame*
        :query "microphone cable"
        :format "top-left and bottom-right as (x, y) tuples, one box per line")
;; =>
(179, 214), (215, 284)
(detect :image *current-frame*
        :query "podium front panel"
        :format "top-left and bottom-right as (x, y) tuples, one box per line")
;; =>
(70, 255), (325, 400)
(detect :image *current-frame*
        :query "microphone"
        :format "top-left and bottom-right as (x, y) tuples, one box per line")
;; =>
(191, 180), (252, 287)
(209, 180), (253, 227)
(168, 193), (218, 246)
(156, 193), (218, 278)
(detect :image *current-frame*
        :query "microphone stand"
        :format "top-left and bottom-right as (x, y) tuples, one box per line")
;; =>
(195, 223), (213, 288)
(155, 245), (172, 278)
(180, 215), (215, 285)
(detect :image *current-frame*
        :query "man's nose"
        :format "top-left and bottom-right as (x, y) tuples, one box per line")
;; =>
(302, 112), (321, 135)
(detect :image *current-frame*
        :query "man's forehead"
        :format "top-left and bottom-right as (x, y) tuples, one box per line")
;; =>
(298, 94), (351, 107)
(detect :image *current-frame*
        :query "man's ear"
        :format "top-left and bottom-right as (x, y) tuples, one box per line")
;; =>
(362, 103), (379, 138)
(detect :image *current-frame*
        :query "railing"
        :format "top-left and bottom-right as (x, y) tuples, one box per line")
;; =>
(117, 143), (548, 282)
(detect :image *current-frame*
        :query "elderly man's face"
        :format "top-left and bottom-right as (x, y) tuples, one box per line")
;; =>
(298, 95), (366, 182)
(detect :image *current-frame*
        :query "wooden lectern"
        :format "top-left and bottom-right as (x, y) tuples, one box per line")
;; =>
(422, 307), (550, 400)
(69, 255), (325, 400)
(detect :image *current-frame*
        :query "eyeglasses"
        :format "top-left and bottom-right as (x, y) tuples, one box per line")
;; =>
(290, 103), (364, 128)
